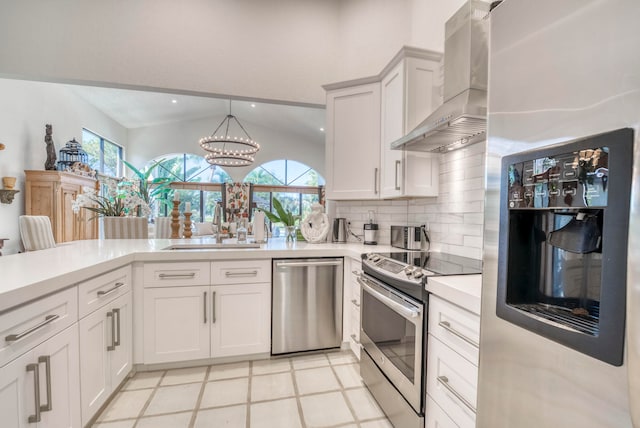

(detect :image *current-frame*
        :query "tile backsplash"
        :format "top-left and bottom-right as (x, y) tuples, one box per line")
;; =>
(329, 141), (485, 260)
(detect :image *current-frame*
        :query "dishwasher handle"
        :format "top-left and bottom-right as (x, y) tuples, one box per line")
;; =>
(275, 259), (343, 268)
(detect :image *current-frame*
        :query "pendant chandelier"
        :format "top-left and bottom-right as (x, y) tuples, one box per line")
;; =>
(199, 100), (260, 167)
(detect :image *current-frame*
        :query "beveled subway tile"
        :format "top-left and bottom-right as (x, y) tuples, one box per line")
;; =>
(299, 391), (355, 427)
(160, 366), (208, 386)
(250, 397), (302, 428)
(295, 366), (341, 395)
(97, 389), (153, 421)
(208, 361), (250, 381)
(345, 388), (385, 420)
(200, 377), (249, 408)
(194, 405), (247, 428)
(135, 411), (192, 428)
(251, 372), (295, 402)
(251, 357), (292, 375)
(144, 383), (202, 416)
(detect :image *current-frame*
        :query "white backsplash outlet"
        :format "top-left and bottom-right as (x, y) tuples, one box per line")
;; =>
(330, 141), (485, 260)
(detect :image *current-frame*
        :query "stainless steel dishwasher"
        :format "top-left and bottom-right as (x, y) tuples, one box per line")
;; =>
(272, 258), (344, 355)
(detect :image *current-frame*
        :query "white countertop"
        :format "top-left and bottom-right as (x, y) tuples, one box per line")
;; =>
(426, 274), (482, 315)
(0, 238), (396, 314)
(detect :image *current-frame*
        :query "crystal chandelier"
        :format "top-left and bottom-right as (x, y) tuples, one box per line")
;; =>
(199, 100), (260, 167)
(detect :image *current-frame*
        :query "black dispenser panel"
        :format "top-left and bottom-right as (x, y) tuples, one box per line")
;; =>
(507, 147), (609, 209)
(496, 128), (633, 366)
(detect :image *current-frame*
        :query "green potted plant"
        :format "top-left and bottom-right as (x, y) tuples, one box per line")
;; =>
(259, 197), (300, 242)
(122, 159), (172, 215)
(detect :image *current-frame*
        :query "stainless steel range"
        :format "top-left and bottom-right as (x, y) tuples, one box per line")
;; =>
(358, 251), (482, 428)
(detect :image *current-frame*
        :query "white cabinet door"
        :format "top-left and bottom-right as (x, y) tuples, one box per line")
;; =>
(0, 350), (34, 428)
(79, 306), (111, 423)
(143, 286), (210, 364)
(211, 283), (271, 358)
(34, 326), (81, 428)
(325, 83), (381, 200)
(380, 56), (440, 198)
(110, 293), (132, 389)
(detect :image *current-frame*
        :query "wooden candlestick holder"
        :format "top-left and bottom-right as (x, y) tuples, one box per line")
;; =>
(183, 212), (192, 239)
(170, 200), (181, 238)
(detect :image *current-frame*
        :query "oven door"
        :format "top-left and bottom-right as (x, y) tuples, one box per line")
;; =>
(358, 273), (424, 413)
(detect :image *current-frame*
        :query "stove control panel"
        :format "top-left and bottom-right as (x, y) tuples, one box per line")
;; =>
(363, 253), (426, 285)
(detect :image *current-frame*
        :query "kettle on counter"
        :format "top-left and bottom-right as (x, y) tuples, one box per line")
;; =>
(332, 218), (348, 243)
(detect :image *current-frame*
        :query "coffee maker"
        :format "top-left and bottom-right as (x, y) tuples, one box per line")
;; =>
(496, 128), (633, 366)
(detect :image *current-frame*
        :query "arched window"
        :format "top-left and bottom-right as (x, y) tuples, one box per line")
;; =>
(244, 160), (325, 230)
(145, 153), (231, 222)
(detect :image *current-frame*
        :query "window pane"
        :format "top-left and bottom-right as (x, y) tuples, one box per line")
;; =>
(103, 141), (120, 177)
(302, 194), (320, 220)
(203, 191), (223, 222)
(272, 192), (301, 217)
(82, 129), (101, 172)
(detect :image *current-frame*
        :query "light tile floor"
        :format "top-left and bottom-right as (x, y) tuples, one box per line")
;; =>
(92, 350), (393, 428)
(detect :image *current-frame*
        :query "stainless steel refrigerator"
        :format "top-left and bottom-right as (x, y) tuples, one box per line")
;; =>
(479, 0), (640, 427)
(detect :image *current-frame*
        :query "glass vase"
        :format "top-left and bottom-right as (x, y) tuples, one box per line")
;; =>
(285, 226), (296, 243)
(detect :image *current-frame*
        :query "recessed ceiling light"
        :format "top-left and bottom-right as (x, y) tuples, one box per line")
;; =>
(171, 99), (178, 104)
(320, 127), (325, 132)
(250, 103), (256, 108)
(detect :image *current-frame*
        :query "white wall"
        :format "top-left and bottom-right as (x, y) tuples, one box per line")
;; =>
(334, 141), (485, 260)
(0, 0), (464, 105)
(127, 115), (325, 183)
(0, 78), (128, 255)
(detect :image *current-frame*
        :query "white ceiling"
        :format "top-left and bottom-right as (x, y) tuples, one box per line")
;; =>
(65, 84), (326, 144)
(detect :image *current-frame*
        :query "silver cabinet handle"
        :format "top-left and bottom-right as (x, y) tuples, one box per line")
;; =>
(358, 277), (420, 319)
(113, 308), (121, 347)
(438, 321), (479, 348)
(395, 160), (401, 190)
(38, 355), (52, 412)
(437, 375), (476, 414)
(224, 270), (258, 277)
(276, 260), (342, 268)
(351, 270), (361, 275)
(351, 299), (360, 308)
(203, 291), (207, 324)
(107, 311), (116, 351)
(158, 272), (196, 279)
(5, 314), (60, 343)
(27, 363), (41, 423)
(97, 282), (124, 297)
(374, 167), (379, 194)
(212, 291), (216, 324)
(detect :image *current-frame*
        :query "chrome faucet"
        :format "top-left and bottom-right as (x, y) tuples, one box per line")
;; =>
(212, 201), (223, 242)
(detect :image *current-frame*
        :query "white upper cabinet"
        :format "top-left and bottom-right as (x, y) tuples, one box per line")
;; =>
(325, 47), (442, 200)
(380, 55), (441, 199)
(325, 82), (381, 200)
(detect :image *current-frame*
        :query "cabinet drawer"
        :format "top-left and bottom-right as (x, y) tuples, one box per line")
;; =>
(427, 336), (477, 428)
(0, 287), (78, 367)
(429, 295), (480, 364)
(425, 396), (458, 428)
(78, 265), (132, 318)
(143, 262), (211, 288)
(212, 259), (271, 285)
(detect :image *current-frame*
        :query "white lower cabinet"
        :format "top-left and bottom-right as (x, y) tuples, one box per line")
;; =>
(79, 292), (132, 425)
(425, 294), (480, 428)
(143, 260), (272, 364)
(0, 325), (81, 428)
(348, 257), (362, 359)
(143, 286), (210, 364)
(211, 283), (271, 358)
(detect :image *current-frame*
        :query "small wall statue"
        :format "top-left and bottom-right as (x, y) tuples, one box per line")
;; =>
(44, 124), (57, 170)
(300, 203), (330, 243)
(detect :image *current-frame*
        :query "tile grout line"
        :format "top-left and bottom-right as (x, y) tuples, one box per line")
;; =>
(187, 365), (211, 428)
(131, 369), (167, 428)
(289, 357), (308, 428)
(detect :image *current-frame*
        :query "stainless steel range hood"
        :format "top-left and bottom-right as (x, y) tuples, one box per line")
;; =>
(391, 0), (490, 152)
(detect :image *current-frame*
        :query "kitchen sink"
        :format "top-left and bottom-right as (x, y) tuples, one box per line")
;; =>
(163, 242), (261, 250)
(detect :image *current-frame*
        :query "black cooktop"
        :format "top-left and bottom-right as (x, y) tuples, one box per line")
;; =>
(370, 251), (483, 276)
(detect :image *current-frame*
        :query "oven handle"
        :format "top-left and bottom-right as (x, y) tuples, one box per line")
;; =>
(358, 276), (421, 319)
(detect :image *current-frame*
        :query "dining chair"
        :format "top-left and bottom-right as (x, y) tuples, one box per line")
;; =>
(19, 215), (57, 251)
